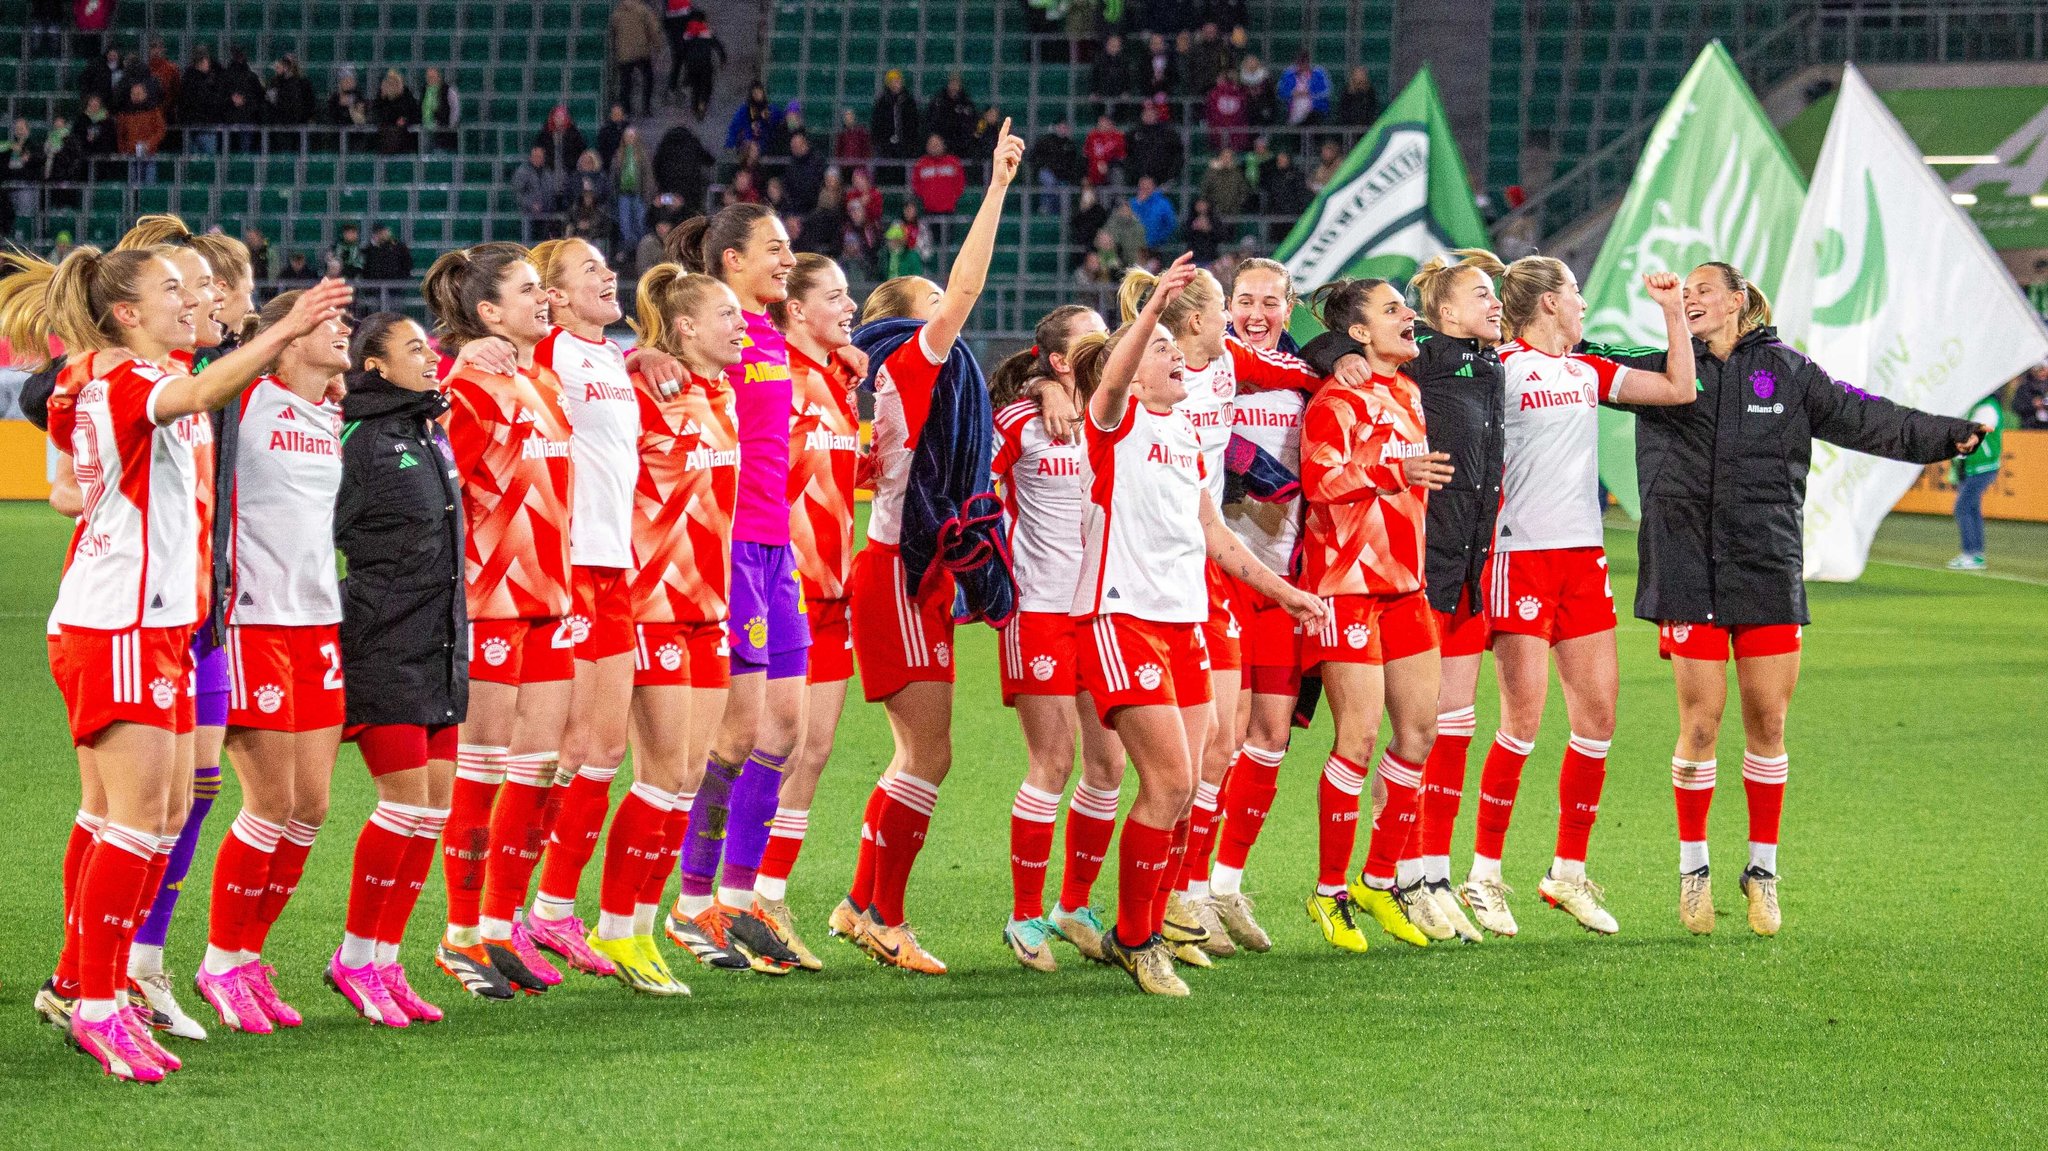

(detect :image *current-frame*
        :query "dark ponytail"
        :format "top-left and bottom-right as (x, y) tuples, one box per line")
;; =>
(1310, 277), (1391, 336)
(665, 203), (775, 282)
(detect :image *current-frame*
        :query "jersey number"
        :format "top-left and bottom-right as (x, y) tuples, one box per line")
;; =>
(319, 642), (344, 690)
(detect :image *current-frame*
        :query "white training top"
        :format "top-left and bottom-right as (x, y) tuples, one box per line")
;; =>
(1495, 339), (1627, 553)
(863, 330), (946, 549)
(539, 326), (637, 569)
(1071, 398), (1209, 623)
(228, 378), (343, 626)
(993, 398), (1086, 614)
(1223, 386), (1307, 576)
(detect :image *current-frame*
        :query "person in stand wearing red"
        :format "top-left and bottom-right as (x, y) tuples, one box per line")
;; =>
(1083, 114), (1126, 187)
(910, 133), (967, 214)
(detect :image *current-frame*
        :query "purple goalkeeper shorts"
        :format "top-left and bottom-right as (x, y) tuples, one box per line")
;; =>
(727, 540), (810, 679)
(191, 626), (230, 728)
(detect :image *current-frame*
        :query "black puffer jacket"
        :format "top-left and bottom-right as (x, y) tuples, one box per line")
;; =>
(1601, 326), (1975, 626)
(1303, 324), (1505, 614)
(334, 372), (468, 727)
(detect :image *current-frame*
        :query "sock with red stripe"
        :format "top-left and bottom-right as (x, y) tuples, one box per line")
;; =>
(1057, 783), (1119, 911)
(1315, 754), (1366, 895)
(205, 811), (282, 971)
(1008, 783), (1060, 920)
(1213, 743), (1285, 894)
(1469, 732), (1534, 882)
(1416, 707), (1476, 884)
(479, 752), (556, 937)
(1113, 817), (1172, 948)
(1673, 757), (1717, 873)
(755, 806), (809, 902)
(136, 763), (221, 950)
(847, 780), (891, 912)
(598, 781), (674, 940)
(243, 819), (318, 955)
(442, 744), (506, 941)
(1180, 780), (1221, 895)
(77, 823), (155, 1007)
(1361, 751), (1424, 890)
(638, 795), (694, 928)
(55, 811), (105, 996)
(870, 774), (939, 927)
(534, 763), (618, 920)
(1149, 817), (1191, 934)
(376, 807), (447, 960)
(1742, 751), (1787, 874)
(1552, 734), (1610, 878)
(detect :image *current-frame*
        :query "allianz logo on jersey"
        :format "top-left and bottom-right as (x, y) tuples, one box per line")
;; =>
(1185, 409), (1228, 428)
(172, 412), (215, 447)
(1235, 408), (1299, 429)
(684, 444), (739, 471)
(520, 436), (572, 460)
(803, 428), (860, 453)
(1379, 439), (1433, 464)
(1034, 454), (1081, 476)
(1145, 443), (1199, 469)
(1520, 383), (1598, 411)
(268, 428), (337, 456)
(583, 381), (633, 403)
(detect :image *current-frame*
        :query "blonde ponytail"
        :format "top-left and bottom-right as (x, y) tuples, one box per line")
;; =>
(1117, 265), (1221, 338)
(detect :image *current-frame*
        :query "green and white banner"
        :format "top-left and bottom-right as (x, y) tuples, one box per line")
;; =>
(1777, 66), (2048, 581)
(1582, 42), (1806, 516)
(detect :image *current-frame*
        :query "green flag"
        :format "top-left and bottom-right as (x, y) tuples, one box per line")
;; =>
(1277, 66), (1488, 341)
(1581, 42), (1806, 516)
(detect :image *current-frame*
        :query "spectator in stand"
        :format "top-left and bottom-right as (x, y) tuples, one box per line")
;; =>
(41, 117), (83, 210)
(1338, 65), (1380, 125)
(833, 108), (872, 169)
(848, 163), (884, 226)
(678, 10), (728, 121)
(536, 104), (589, 171)
(1127, 101), (1184, 187)
(1206, 68), (1252, 153)
(766, 102), (807, 157)
(1105, 197), (1147, 266)
(1184, 23), (1230, 99)
(278, 250), (317, 284)
(1128, 175), (1178, 249)
(266, 53), (317, 126)
(897, 199), (928, 256)
(1083, 113), (1126, 187)
(1075, 248), (1113, 287)
(1199, 148), (1252, 218)
(612, 123), (656, 253)
(636, 217), (671, 275)
(799, 184), (845, 256)
(1068, 186), (1108, 254)
(1142, 33), (1178, 97)
(611, 0), (662, 116)
(1090, 34), (1140, 116)
(726, 82), (777, 151)
(1278, 54), (1332, 129)
(2, 120), (40, 231)
(654, 120), (713, 208)
(574, 147), (612, 204)
(728, 166), (762, 205)
(763, 175), (788, 217)
(181, 47), (231, 152)
(242, 227), (274, 280)
(665, 0), (698, 101)
(146, 39), (180, 111)
(420, 66), (460, 148)
(596, 103), (630, 166)
(514, 144), (566, 241)
(328, 223), (365, 279)
(325, 67), (370, 129)
(372, 69), (422, 154)
(362, 224), (413, 280)
(1225, 24), (1251, 70)
(79, 47), (124, 110)
(1259, 148), (1310, 240)
(925, 74), (979, 158)
(781, 131), (826, 214)
(841, 194), (879, 273)
(968, 106), (1007, 178)
(28, 0), (66, 56)
(1186, 196), (1221, 265)
(566, 187), (618, 252)
(73, 94), (116, 181)
(882, 222), (923, 279)
(116, 80), (166, 182)
(1243, 132), (1273, 185)
(1309, 139), (1343, 193)
(2013, 364), (2048, 429)
(222, 46), (266, 146)
(871, 69), (922, 173)
(1030, 120), (1085, 208)
(910, 133), (967, 214)
(1238, 53), (1277, 126)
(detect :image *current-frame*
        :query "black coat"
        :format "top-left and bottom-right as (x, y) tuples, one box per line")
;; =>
(1305, 324), (1505, 614)
(1126, 122), (1185, 186)
(335, 373), (468, 728)
(869, 89), (922, 159)
(1601, 326), (1975, 627)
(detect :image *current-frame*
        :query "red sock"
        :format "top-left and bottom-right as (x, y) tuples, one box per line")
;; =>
(1361, 751), (1423, 886)
(377, 810), (448, 948)
(1417, 707), (1476, 860)
(847, 781), (891, 911)
(536, 765), (617, 906)
(54, 816), (101, 995)
(344, 804), (420, 940)
(209, 811), (282, 952)
(1114, 818), (1172, 948)
(1742, 751), (1787, 857)
(480, 754), (555, 930)
(638, 802), (691, 907)
(1316, 753), (1366, 891)
(244, 820), (318, 954)
(758, 808), (809, 885)
(1182, 781), (1221, 888)
(1008, 783), (1060, 920)
(77, 824), (154, 1001)
(1058, 784), (1119, 911)
(870, 775), (938, 927)
(115, 840), (170, 981)
(1672, 757), (1717, 850)
(1216, 744), (1284, 871)
(1149, 818), (1191, 934)
(1472, 732), (1533, 862)
(443, 745), (506, 930)
(1555, 734), (1611, 863)
(601, 783), (672, 919)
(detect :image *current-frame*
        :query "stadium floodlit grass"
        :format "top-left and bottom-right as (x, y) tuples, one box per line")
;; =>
(0, 501), (2043, 1149)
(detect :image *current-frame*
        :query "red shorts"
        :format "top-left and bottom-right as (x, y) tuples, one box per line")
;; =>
(1201, 563), (1243, 673)
(805, 597), (854, 685)
(999, 611), (1081, 707)
(568, 566), (635, 662)
(1304, 590), (1439, 667)
(470, 617), (577, 686)
(1231, 576), (1304, 696)
(1485, 546), (1616, 643)
(849, 544), (956, 703)
(632, 621), (731, 688)
(1435, 587), (1491, 659)
(346, 723), (462, 777)
(1077, 614), (1213, 726)
(227, 623), (346, 732)
(1658, 621), (1804, 661)
(51, 625), (197, 744)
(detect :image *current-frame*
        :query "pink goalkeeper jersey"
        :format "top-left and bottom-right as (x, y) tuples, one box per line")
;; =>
(729, 309), (793, 545)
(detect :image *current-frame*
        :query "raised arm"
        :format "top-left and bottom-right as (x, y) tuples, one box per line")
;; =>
(1799, 356), (1984, 462)
(924, 119), (1027, 361)
(1090, 252), (1198, 431)
(151, 278), (353, 423)
(1607, 272), (1696, 406)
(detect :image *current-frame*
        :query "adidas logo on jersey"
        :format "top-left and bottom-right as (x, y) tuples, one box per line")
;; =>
(1030, 654), (1057, 681)
(1516, 595), (1541, 622)
(1134, 662), (1164, 690)
(254, 684), (286, 714)
(1453, 363), (1475, 378)
(150, 593), (164, 609)
(514, 409), (537, 424)
(1373, 411), (1397, 426)
(397, 451), (420, 468)
(239, 591), (255, 605)
(277, 406), (296, 420)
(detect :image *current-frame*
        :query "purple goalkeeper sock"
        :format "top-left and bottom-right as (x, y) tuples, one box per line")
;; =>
(718, 749), (790, 891)
(678, 753), (742, 898)
(135, 763), (222, 948)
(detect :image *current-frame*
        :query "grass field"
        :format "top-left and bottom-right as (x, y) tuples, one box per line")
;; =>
(0, 501), (2042, 1149)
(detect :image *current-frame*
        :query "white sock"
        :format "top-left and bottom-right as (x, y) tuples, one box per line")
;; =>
(77, 998), (119, 1023)
(1315, 882), (1345, 897)
(479, 916), (515, 941)
(128, 943), (164, 978)
(444, 924), (482, 949)
(1679, 841), (1710, 874)
(1468, 855), (1503, 884)
(632, 901), (657, 937)
(1186, 879), (1210, 899)
(715, 885), (754, 910)
(1210, 863), (1244, 897)
(338, 932), (378, 967)
(597, 910), (636, 941)
(234, 949), (260, 967)
(1552, 856), (1587, 882)
(531, 894), (578, 921)
(676, 892), (713, 918)
(1395, 858), (1424, 888)
(756, 875), (787, 902)
(1422, 854), (1451, 885)
(374, 942), (401, 967)
(202, 944), (241, 976)
(1749, 842), (1778, 874)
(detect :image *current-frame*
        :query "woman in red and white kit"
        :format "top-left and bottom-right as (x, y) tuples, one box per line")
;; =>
(191, 293), (354, 1033)
(1460, 259), (1695, 936)
(423, 243), (577, 996)
(0, 244), (345, 1080)
(985, 304), (1129, 971)
(1072, 254), (1324, 996)
(834, 121), (1027, 976)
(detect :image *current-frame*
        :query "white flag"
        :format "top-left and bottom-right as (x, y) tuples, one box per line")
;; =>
(1777, 65), (2048, 581)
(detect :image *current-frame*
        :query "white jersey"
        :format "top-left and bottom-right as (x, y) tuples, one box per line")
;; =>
(227, 378), (343, 625)
(993, 398), (1085, 613)
(1071, 399), (1208, 623)
(1174, 349), (1237, 508)
(539, 327), (637, 568)
(51, 358), (209, 630)
(1495, 340), (1627, 553)
(863, 330), (946, 549)
(1223, 386), (1307, 576)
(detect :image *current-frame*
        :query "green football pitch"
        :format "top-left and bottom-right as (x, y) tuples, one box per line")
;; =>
(0, 502), (2042, 1149)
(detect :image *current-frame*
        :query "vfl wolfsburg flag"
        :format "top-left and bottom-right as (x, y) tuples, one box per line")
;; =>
(1777, 66), (2048, 581)
(1276, 66), (1487, 331)
(1582, 42), (1805, 516)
